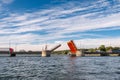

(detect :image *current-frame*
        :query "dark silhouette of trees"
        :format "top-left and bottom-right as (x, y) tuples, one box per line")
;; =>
(98, 45), (106, 52)
(106, 46), (113, 51)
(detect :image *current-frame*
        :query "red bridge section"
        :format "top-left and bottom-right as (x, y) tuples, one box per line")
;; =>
(67, 40), (77, 54)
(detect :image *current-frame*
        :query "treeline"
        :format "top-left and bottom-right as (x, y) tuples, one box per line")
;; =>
(52, 50), (69, 54)
(53, 45), (120, 54)
(88, 45), (120, 52)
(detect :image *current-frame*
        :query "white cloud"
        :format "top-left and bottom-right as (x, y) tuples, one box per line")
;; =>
(93, 27), (120, 31)
(74, 38), (120, 48)
(0, 0), (120, 51)
(1, 0), (14, 4)
(14, 17), (48, 26)
(7, 37), (120, 51)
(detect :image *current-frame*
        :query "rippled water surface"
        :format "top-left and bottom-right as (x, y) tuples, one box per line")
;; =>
(0, 55), (120, 80)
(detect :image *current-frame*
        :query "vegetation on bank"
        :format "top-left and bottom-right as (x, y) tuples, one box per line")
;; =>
(88, 45), (120, 52)
(52, 45), (120, 54)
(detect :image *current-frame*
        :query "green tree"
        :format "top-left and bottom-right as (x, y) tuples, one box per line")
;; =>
(113, 47), (120, 50)
(89, 48), (96, 52)
(106, 46), (113, 51)
(98, 45), (106, 52)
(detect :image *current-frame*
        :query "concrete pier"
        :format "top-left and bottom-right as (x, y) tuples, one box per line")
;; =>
(76, 50), (84, 56)
(68, 50), (84, 57)
(41, 50), (51, 57)
(41, 44), (61, 57)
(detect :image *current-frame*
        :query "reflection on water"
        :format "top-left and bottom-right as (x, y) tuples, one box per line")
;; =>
(0, 55), (120, 80)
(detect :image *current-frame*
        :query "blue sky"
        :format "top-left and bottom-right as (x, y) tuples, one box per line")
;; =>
(0, 0), (120, 51)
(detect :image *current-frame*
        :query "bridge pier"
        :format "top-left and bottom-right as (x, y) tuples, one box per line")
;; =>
(41, 44), (61, 57)
(76, 50), (84, 56)
(69, 50), (84, 57)
(41, 50), (51, 57)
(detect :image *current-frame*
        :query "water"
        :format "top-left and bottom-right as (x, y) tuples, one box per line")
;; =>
(0, 55), (120, 80)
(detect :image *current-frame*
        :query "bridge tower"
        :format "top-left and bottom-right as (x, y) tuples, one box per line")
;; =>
(67, 40), (84, 57)
(41, 44), (61, 57)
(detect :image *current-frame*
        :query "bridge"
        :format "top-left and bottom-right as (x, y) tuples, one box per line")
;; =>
(0, 48), (15, 56)
(0, 40), (120, 57)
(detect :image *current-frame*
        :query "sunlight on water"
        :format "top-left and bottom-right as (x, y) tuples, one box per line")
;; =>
(0, 56), (120, 80)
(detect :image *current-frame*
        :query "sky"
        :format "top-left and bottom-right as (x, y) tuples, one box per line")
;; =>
(0, 0), (120, 51)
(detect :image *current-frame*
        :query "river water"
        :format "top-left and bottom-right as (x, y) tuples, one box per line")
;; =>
(0, 55), (120, 80)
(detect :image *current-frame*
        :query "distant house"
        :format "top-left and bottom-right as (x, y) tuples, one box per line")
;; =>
(108, 49), (120, 53)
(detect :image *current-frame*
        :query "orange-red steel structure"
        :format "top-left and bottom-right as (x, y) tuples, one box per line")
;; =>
(67, 40), (77, 54)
